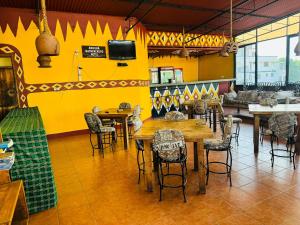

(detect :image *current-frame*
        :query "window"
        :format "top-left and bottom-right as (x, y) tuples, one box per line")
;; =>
(257, 37), (286, 84)
(245, 44), (256, 85)
(235, 47), (244, 85)
(235, 12), (300, 86)
(289, 36), (300, 83)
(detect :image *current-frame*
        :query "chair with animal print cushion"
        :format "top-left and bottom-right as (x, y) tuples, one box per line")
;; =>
(152, 129), (187, 202)
(204, 115), (233, 186)
(84, 113), (116, 157)
(268, 113), (298, 169)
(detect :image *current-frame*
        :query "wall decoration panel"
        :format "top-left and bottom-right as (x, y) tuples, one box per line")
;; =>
(147, 31), (229, 48)
(150, 81), (231, 118)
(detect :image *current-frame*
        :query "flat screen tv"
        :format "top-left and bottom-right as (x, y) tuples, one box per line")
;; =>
(108, 40), (136, 60)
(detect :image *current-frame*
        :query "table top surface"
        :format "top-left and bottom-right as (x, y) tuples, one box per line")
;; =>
(134, 119), (213, 142)
(0, 180), (22, 224)
(249, 104), (300, 114)
(97, 108), (134, 117)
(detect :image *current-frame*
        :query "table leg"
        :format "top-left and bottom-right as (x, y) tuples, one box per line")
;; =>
(193, 142), (198, 171)
(144, 140), (153, 192)
(295, 114), (300, 154)
(253, 115), (260, 154)
(213, 108), (217, 132)
(123, 117), (129, 150)
(197, 140), (206, 194)
(14, 181), (29, 222)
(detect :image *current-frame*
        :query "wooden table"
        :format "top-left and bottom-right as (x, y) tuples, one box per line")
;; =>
(134, 119), (213, 194)
(0, 180), (29, 225)
(249, 104), (300, 154)
(183, 99), (219, 132)
(97, 108), (134, 150)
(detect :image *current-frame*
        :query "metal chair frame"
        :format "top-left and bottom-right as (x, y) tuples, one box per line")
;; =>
(156, 147), (187, 202)
(270, 126), (298, 169)
(205, 138), (233, 186)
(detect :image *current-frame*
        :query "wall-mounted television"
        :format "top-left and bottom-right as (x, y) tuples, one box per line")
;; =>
(108, 40), (136, 60)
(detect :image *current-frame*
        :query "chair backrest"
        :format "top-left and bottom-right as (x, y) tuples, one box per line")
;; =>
(268, 113), (297, 139)
(84, 113), (102, 133)
(133, 105), (141, 117)
(223, 115), (233, 140)
(217, 102), (225, 121)
(153, 129), (186, 161)
(165, 111), (186, 121)
(193, 100), (206, 114)
(119, 102), (131, 109)
(92, 106), (101, 114)
(219, 95), (224, 105)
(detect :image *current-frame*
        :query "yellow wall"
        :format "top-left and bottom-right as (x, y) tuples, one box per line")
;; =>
(148, 56), (198, 82)
(0, 14), (151, 134)
(198, 53), (234, 81)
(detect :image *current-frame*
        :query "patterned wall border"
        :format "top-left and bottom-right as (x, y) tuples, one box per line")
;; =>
(148, 31), (229, 48)
(0, 44), (150, 108)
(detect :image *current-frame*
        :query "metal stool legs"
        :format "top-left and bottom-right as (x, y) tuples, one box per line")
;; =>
(206, 147), (232, 186)
(270, 136), (296, 169)
(157, 157), (187, 202)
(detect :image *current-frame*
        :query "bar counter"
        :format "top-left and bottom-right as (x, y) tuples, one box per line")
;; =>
(150, 79), (234, 118)
(0, 107), (57, 214)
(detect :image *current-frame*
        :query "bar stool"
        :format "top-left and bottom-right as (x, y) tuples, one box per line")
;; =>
(204, 115), (233, 186)
(117, 102), (133, 138)
(153, 129), (187, 202)
(84, 113), (116, 157)
(193, 100), (208, 120)
(217, 102), (242, 145)
(268, 113), (298, 169)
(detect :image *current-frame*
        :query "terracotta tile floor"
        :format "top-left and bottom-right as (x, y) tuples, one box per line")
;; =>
(28, 122), (300, 225)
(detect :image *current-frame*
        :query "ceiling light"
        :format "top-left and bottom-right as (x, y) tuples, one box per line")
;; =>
(220, 0), (239, 57)
(179, 27), (189, 58)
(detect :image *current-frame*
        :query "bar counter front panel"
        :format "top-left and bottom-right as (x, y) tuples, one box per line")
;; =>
(150, 79), (234, 118)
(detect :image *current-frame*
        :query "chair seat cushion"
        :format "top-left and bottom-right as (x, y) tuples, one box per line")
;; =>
(204, 138), (229, 150)
(223, 117), (242, 123)
(100, 126), (115, 133)
(263, 129), (273, 135)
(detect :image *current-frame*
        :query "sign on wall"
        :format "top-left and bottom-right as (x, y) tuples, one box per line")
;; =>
(81, 46), (106, 58)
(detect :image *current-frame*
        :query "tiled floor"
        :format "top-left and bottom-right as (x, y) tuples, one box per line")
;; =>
(29, 122), (300, 225)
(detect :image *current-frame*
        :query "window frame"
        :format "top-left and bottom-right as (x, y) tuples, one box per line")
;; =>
(234, 34), (299, 87)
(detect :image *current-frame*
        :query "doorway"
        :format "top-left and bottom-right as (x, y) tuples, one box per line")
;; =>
(0, 56), (18, 121)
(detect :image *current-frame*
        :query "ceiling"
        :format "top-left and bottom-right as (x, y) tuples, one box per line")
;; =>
(0, 0), (300, 37)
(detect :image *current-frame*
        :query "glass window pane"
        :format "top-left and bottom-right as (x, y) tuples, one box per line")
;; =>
(257, 37), (287, 85)
(245, 44), (256, 85)
(235, 47), (245, 85)
(289, 36), (300, 83)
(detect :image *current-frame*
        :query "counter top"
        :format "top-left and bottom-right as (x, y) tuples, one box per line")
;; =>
(150, 78), (235, 88)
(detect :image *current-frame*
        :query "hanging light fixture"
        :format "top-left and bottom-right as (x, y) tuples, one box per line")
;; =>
(219, 32), (229, 57)
(35, 0), (60, 67)
(220, 0), (239, 57)
(294, 14), (300, 56)
(179, 27), (189, 58)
